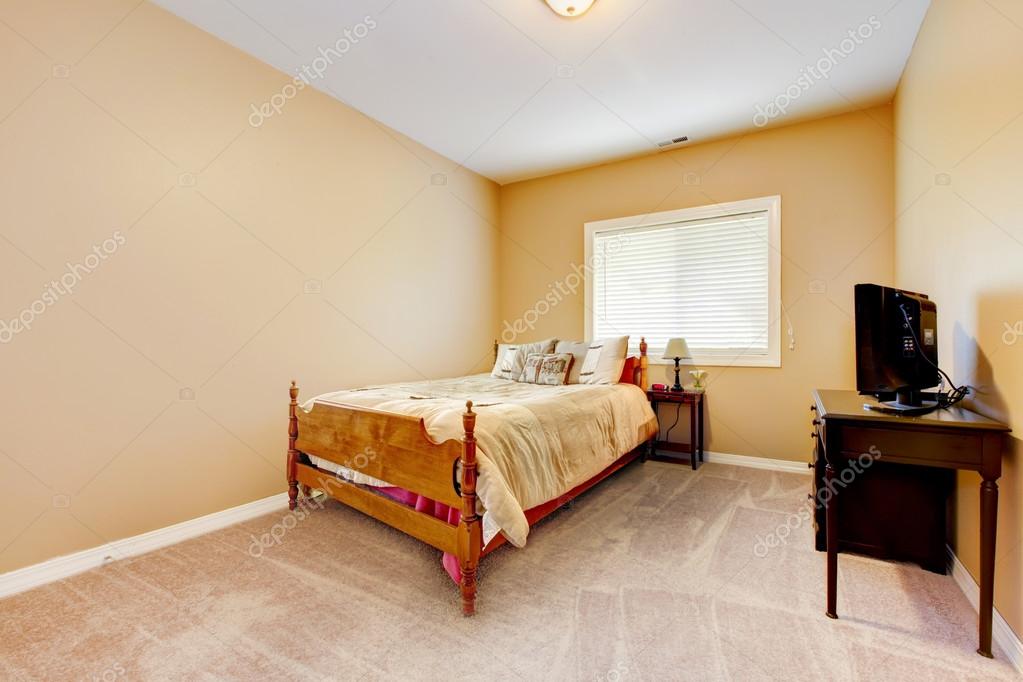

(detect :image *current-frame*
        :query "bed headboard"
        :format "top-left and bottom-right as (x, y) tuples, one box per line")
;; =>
(492, 337), (649, 391)
(625, 337), (649, 390)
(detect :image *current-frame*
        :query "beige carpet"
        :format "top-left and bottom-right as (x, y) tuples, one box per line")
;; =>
(1, 461), (1018, 681)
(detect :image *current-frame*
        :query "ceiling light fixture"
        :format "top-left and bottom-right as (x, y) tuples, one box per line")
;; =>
(543, 0), (596, 18)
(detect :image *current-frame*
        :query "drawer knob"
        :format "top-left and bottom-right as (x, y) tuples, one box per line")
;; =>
(812, 418), (821, 426)
(810, 404), (817, 412)
(811, 432), (818, 439)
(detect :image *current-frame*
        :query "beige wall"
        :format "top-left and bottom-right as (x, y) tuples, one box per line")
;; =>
(0, 2), (499, 573)
(499, 106), (895, 462)
(894, 0), (1023, 639)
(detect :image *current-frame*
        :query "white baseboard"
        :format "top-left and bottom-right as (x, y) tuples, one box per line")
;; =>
(1, 450), (805, 599)
(703, 450), (812, 475)
(0, 493), (289, 600)
(947, 545), (1023, 672)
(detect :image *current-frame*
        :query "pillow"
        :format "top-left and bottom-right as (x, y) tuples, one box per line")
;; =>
(580, 336), (630, 385)
(490, 343), (520, 380)
(491, 339), (557, 380)
(619, 356), (638, 384)
(516, 353), (574, 385)
(553, 340), (591, 384)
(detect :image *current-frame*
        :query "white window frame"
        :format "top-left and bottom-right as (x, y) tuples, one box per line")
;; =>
(584, 195), (782, 368)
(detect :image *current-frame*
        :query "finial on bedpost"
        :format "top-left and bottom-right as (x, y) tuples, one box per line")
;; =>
(639, 338), (649, 391)
(287, 381), (300, 511)
(458, 399), (480, 616)
(462, 400), (476, 439)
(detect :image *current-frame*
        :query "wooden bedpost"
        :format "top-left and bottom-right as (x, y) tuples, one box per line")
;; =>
(639, 337), (649, 391)
(287, 381), (300, 511)
(457, 400), (482, 616)
(493, 339), (498, 363)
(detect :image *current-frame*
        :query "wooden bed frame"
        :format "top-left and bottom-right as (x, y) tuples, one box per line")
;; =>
(286, 339), (649, 615)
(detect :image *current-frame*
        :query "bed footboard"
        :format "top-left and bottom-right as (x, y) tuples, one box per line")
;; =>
(286, 382), (481, 615)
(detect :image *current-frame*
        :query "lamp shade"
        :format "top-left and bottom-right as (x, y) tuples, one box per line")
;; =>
(543, 0), (596, 17)
(662, 338), (692, 360)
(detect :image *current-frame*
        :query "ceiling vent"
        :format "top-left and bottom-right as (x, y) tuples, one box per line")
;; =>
(657, 135), (689, 149)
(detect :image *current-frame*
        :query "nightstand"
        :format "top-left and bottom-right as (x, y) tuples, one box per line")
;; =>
(646, 390), (705, 470)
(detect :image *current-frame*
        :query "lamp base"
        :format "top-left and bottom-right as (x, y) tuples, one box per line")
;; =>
(671, 359), (684, 392)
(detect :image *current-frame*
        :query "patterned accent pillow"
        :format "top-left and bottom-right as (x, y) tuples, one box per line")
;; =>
(492, 339), (557, 381)
(553, 340), (590, 384)
(516, 353), (575, 385)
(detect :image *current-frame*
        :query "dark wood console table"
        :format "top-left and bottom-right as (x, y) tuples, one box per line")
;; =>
(812, 389), (1009, 658)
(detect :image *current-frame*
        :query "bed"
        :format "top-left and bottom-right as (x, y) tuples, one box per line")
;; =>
(286, 339), (655, 614)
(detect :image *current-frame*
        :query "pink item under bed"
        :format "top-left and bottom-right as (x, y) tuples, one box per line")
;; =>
(378, 486), (463, 583)
(370, 360), (645, 583)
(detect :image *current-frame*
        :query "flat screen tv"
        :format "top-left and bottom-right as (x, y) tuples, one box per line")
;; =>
(854, 283), (940, 412)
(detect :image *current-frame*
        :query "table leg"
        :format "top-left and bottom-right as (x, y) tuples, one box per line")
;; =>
(978, 477), (999, 657)
(698, 398), (705, 462)
(689, 401), (698, 470)
(825, 462), (838, 619)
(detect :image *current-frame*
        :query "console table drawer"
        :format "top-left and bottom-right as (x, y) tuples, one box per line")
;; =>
(840, 426), (982, 467)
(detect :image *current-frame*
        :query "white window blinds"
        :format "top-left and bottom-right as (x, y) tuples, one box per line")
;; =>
(588, 202), (780, 367)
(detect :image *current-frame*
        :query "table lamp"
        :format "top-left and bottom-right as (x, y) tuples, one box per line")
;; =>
(662, 338), (691, 392)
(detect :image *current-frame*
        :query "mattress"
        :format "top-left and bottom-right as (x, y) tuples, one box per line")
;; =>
(304, 374), (657, 547)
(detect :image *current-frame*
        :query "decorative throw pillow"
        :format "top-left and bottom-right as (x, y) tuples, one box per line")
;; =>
(580, 336), (630, 385)
(491, 339), (557, 380)
(619, 356), (638, 384)
(516, 353), (545, 384)
(490, 343), (520, 380)
(553, 340), (591, 384)
(516, 353), (574, 385)
(537, 353), (575, 385)
(577, 344), (603, 382)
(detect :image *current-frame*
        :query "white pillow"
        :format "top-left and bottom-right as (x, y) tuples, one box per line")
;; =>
(553, 340), (590, 384)
(579, 336), (630, 385)
(490, 339), (557, 380)
(490, 343), (519, 380)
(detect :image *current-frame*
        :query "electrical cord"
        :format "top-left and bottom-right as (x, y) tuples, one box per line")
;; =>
(898, 304), (970, 408)
(659, 402), (683, 443)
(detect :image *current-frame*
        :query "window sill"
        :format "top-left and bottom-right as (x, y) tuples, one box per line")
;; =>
(646, 356), (781, 369)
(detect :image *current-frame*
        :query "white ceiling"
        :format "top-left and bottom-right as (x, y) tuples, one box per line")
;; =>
(152, 0), (931, 184)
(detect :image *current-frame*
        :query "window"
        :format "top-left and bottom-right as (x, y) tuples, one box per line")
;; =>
(584, 196), (781, 367)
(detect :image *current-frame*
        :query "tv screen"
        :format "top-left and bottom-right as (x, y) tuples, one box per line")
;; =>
(855, 283), (939, 406)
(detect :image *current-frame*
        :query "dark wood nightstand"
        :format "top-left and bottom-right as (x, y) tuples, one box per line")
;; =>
(646, 390), (705, 470)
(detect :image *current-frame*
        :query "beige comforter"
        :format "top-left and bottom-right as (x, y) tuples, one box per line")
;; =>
(305, 374), (657, 547)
